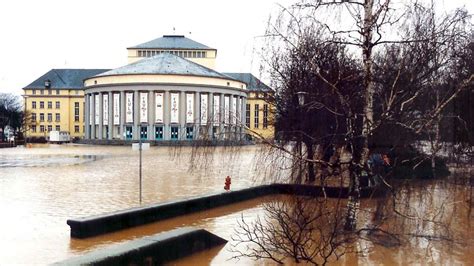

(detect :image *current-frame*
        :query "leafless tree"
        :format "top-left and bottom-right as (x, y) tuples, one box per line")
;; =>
(226, 0), (473, 264)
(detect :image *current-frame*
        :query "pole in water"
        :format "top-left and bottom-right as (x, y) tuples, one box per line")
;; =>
(139, 137), (142, 205)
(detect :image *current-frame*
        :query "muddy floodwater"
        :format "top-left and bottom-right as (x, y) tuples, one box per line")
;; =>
(0, 144), (472, 265)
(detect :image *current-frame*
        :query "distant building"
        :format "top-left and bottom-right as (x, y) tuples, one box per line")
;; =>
(23, 69), (108, 140)
(22, 35), (274, 142)
(223, 73), (274, 139)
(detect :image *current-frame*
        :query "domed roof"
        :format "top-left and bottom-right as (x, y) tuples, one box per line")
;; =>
(94, 53), (234, 80)
(128, 35), (214, 50)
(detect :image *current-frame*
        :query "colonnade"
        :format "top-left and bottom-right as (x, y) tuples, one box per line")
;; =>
(84, 90), (247, 141)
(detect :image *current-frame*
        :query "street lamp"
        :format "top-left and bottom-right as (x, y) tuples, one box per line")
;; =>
(296, 91), (308, 106)
(296, 91), (309, 183)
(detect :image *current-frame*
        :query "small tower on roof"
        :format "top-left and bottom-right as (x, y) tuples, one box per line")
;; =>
(127, 35), (217, 70)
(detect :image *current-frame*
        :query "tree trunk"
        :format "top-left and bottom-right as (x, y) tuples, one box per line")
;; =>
(345, 0), (375, 231)
(306, 142), (316, 183)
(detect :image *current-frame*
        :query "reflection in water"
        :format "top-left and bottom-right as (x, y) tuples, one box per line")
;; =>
(0, 154), (101, 167)
(0, 144), (472, 265)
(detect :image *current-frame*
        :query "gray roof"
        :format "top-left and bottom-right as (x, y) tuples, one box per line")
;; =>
(223, 73), (272, 92)
(129, 35), (214, 50)
(24, 69), (110, 89)
(95, 53), (235, 80)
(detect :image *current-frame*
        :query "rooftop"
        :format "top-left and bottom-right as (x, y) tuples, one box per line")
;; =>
(223, 73), (272, 92)
(23, 69), (110, 90)
(94, 53), (235, 80)
(129, 35), (214, 50)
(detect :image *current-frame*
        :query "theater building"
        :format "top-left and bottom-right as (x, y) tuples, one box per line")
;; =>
(83, 52), (247, 141)
(23, 35), (274, 142)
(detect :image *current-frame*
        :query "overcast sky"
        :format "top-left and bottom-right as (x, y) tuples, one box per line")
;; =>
(0, 0), (472, 96)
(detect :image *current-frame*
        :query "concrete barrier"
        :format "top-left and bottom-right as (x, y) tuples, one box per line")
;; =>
(68, 184), (381, 238)
(54, 227), (227, 265)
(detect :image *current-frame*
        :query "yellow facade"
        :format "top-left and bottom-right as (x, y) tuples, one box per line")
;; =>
(23, 89), (85, 139)
(246, 91), (275, 139)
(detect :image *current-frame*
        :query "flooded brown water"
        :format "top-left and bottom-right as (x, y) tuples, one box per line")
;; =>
(0, 144), (472, 265)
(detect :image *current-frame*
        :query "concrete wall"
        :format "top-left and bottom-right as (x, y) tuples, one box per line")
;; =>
(54, 227), (227, 265)
(67, 184), (380, 239)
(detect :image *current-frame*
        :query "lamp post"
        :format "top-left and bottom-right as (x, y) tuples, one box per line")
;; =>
(296, 91), (308, 183)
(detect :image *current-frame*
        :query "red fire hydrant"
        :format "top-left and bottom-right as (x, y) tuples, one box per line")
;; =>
(224, 176), (232, 191)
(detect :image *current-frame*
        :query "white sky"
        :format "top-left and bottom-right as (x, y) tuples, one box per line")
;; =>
(0, 0), (472, 96)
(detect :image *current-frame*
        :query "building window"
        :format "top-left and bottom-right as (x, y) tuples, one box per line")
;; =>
(32, 101), (36, 109)
(140, 126), (148, 140)
(202, 51), (206, 58)
(171, 127), (179, 140)
(56, 90), (60, 95)
(40, 125), (45, 132)
(40, 101), (44, 108)
(186, 127), (194, 140)
(55, 113), (60, 122)
(75, 125), (80, 133)
(55, 125), (60, 131)
(48, 101), (52, 109)
(254, 104), (259, 129)
(47, 125), (52, 132)
(245, 104), (250, 128)
(32, 125), (37, 133)
(31, 113), (36, 122)
(40, 113), (44, 122)
(125, 126), (133, 140)
(155, 126), (163, 140)
(32, 89), (36, 95)
(47, 113), (52, 122)
(40, 90), (44, 95)
(48, 90), (52, 95)
(55, 101), (60, 109)
(263, 104), (268, 129)
(74, 102), (80, 122)
(192, 51), (197, 58)
(138, 51), (142, 57)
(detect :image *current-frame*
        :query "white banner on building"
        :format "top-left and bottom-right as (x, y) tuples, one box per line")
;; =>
(213, 95), (220, 125)
(103, 94), (109, 126)
(224, 96), (230, 124)
(186, 93), (194, 123)
(140, 92), (148, 123)
(89, 95), (94, 125)
(94, 94), (99, 125)
(232, 96), (237, 125)
(113, 93), (120, 125)
(170, 93), (179, 123)
(155, 92), (163, 123)
(200, 94), (208, 124)
(126, 92), (133, 123)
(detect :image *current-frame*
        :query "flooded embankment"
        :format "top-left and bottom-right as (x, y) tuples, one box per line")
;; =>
(0, 144), (472, 265)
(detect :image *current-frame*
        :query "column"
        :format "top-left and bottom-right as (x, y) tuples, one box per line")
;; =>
(219, 93), (225, 140)
(85, 93), (90, 139)
(108, 91), (113, 140)
(149, 91), (155, 141)
(179, 91), (186, 140)
(235, 95), (239, 140)
(133, 90), (139, 140)
(164, 91), (170, 140)
(208, 92), (213, 139)
(98, 93), (103, 140)
(241, 96), (247, 140)
(194, 91), (200, 138)
(229, 95), (234, 140)
(91, 94), (96, 139)
(120, 91), (125, 140)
